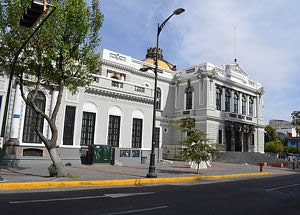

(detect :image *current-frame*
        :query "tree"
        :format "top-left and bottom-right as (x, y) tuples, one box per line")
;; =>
(264, 125), (279, 143)
(0, 0), (103, 176)
(264, 141), (284, 155)
(178, 118), (217, 174)
(291, 111), (300, 137)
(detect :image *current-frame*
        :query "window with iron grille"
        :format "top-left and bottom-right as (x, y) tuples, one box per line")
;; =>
(216, 88), (222, 110)
(234, 93), (239, 113)
(154, 127), (160, 148)
(249, 98), (254, 116)
(225, 90), (231, 112)
(80, 112), (96, 145)
(63, 106), (76, 145)
(108, 115), (121, 147)
(132, 118), (143, 148)
(242, 95), (246, 115)
(186, 90), (193, 110)
(22, 91), (46, 143)
(156, 88), (161, 110)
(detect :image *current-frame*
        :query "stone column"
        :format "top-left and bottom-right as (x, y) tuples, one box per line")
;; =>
(47, 90), (59, 140)
(231, 124), (236, 151)
(221, 87), (225, 111)
(246, 95), (250, 116)
(230, 90), (234, 112)
(239, 93), (243, 115)
(8, 84), (22, 144)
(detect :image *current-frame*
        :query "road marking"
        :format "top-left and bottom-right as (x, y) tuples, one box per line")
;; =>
(9, 192), (155, 204)
(266, 184), (300, 191)
(100, 206), (168, 215)
(104, 192), (154, 198)
(10, 195), (107, 204)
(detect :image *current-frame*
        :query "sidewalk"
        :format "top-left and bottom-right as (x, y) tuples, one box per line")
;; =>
(0, 161), (297, 190)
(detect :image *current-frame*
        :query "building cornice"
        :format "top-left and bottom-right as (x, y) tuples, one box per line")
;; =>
(85, 87), (153, 105)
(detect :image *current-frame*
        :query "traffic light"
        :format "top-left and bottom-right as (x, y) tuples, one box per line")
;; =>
(20, 0), (49, 28)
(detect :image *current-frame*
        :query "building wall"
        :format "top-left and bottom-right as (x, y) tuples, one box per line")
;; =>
(1, 49), (265, 166)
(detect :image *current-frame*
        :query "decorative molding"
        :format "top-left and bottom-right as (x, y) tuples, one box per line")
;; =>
(84, 87), (153, 105)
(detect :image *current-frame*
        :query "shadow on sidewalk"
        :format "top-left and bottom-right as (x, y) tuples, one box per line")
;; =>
(0, 167), (49, 178)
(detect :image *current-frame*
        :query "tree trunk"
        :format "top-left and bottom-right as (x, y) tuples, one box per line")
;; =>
(49, 148), (66, 177)
(197, 162), (200, 174)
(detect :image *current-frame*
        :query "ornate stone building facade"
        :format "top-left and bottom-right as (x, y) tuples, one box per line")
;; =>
(0, 48), (264, 166)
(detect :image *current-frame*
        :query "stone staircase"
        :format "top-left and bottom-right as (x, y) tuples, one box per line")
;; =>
(215, 152), (292, 167)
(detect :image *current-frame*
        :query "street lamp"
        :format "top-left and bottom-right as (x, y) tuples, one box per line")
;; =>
(141, 8), (185, 178)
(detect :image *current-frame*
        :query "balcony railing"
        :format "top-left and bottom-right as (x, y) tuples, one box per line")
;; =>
(90, 76), (153, 98)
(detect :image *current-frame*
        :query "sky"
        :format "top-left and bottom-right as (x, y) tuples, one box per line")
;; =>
(98, 0), (300, 124)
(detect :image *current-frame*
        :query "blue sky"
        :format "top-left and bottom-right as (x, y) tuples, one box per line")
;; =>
(98, 0), (300, 124)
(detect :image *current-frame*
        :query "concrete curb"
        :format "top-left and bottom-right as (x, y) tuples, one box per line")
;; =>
(0, 172), (272, 190)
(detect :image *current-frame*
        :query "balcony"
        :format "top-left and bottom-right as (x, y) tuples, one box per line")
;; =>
(225, 112), (255, 123)
(90, 76), (153, 99)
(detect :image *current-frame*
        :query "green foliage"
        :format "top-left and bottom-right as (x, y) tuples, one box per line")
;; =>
(48, 164), (57, 177)
(284, 146), (300, 154)
(178, 118), (218, 173)
(264, 125), (279, 143)
(291, 111), (300, 137)
(264, 141), (284, 154)
(0, 0), (104, 92)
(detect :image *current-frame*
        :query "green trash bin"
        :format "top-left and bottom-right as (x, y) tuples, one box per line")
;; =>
(92, 145), (112, 164)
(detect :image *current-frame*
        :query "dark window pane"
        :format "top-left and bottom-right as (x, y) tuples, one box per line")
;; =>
(219, 129), (223, 144)
(63, 106), (76, 145)
(80, 112), (96, 145)
(22, 91), (46, 143)
(225, 90), (231, 112)
(108, 115), (120, 147)
(132, 118), (143, 148)
(216, 88), (221, 111)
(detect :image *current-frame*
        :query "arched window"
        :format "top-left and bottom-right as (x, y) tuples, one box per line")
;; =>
(249, 97), (254, 116)
(242, 95), (246, 115)
(185, 80), (193, 110)
(216, 87), (222, 111)
(156, 88), (161, 110)
(23, 91), (46, 143)
(234, 93), (239, 113)
(225, 90), (231, 112)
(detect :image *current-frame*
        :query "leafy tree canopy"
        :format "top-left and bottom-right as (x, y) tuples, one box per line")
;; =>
(264, 125), (280, 143)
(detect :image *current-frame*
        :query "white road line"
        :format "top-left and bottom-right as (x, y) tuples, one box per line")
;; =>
(9, 192), (155, 204)
(10, 195), (107, 204)
(266, 184), (300, 191)
(100, 206), (169, 215)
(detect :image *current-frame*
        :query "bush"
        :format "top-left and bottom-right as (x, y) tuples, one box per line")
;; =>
(48, 164), (57, 177)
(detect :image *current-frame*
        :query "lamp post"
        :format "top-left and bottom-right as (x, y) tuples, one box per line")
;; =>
(141, 8), (185, 178)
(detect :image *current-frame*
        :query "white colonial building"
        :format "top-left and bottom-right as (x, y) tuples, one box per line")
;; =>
(0, 48), (264, 166)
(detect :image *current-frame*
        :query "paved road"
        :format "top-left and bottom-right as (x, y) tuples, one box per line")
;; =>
(1, 174), (300, 215)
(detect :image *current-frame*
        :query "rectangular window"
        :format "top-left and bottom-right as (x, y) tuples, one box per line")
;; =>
(108, 115), (121, 147)
(186, 92), (193, 110)
(132, 118), (143, 148)
(219, 130), (223, 144)
(154, 127), (160, 148)
(63, 106), (76, 145)
(80, 112), (96, 145)
(0, 95), (2, 110)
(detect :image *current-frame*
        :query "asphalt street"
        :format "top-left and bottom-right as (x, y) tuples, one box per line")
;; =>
(1, 174), (300, 215)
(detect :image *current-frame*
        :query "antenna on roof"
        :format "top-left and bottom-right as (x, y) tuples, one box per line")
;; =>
(234, 25), (237, 64)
